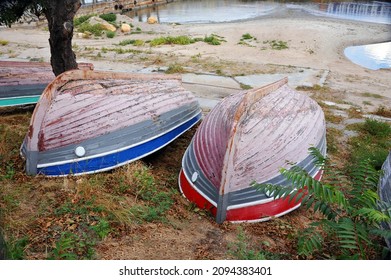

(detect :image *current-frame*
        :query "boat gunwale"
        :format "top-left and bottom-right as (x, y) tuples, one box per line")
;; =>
(25, 69), (183, 153)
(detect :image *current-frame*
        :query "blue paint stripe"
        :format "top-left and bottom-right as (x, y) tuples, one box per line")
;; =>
(38, 113), (201, 176)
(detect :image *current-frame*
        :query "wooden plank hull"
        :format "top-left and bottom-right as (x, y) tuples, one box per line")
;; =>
(379, 152), (391, 249)
(21, 69), (201, 176)
(0, 61), (54, 107)
(179, 78), (327, 223)
(0, 61), (93, 107)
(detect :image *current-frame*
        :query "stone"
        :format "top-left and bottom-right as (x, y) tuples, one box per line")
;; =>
(147, 16), (158, 24)
(121, 23), (131, 33)
(88, 16), (116, 32)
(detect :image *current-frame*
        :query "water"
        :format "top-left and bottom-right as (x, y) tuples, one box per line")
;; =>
(127, 0), (279, 23)
(344, 42), (391, 70)
(298, 1), (391, 25)
(124, 0), (391, 25)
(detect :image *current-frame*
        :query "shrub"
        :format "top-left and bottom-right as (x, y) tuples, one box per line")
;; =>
(203, 34), (225, 45)
(362, 119), (391, 138)
(77, 22), (104, 36)
(99, 13), (117, 23)
(254, 148), (391, 259)
(74, 14), (94, 26)
(241, 33), (254, 40)
(150, 35), (195, 47)
(106, 31), (116, 38)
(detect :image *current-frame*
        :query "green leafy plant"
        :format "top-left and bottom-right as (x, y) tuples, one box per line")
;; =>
(227, 227), (267, 260)
(203, 34), (225, 45)
(241, 33), (254, 40)
(165, 63), (185, 74)
(73, 14), (95, 27)
(5, 236), (29, 260)
(348, 119), (391, 170)
(90, 218), (111, 239)
(77, 22), (104, 36)
(150, 35), (195, 47)
(99, 13), (116, 23)
(253, 147), (391, 259)
(49, 232), (95, 260)
(263, 40), (288, 50)
(106, 30), (116, 38)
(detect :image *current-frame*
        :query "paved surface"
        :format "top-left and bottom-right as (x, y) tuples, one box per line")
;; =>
(180, 69), (329, 111)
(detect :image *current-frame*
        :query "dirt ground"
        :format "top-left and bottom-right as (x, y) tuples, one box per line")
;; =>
(0, 7), (390, 260)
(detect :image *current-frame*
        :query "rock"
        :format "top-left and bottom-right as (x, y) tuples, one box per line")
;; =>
(147, 16), (158, 24)
(121, 23), (131, 33)
(88, 16), (116, 32)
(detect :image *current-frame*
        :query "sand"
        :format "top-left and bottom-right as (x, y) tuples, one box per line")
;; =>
(0, 6), (390, 111)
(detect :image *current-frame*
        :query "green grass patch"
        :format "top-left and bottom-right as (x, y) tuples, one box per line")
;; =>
(241, 33), (254, 40)
(150, 35), (195, 47)
(74, 14), (95, 27)
(227, 227), (267, 260)
(99, 13), (116, 23)
(203, 34), (226, 45)
(118, 39), (144, 46)
(165, 63), (185, 74)
(77, 22), (105, 37)
(348, 118), (391, 170)
(263, 40), (289, 50)
(106, 31), (116, 38)
(0, 39), (9, 46)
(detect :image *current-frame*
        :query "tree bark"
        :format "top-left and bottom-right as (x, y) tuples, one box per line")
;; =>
(43, 0), (81, 76)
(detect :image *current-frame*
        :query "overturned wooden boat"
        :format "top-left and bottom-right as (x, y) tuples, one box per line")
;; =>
(379, 151), (391, 249)
(21, 69), (202, 176)
(0, 61), (93, 107)
(0, 61), (54, 107)
(179, 77), (326, 223)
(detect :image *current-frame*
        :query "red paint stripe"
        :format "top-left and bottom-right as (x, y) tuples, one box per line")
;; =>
(180, 168), (323, 222)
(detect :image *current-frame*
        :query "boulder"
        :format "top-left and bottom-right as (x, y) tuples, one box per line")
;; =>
(121, 23), (131, 33)
(88, 16), (116, 32)
(147, 16), (158, 24)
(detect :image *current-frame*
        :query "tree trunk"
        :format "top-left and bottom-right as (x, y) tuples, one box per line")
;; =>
(44, 0), (81, 76)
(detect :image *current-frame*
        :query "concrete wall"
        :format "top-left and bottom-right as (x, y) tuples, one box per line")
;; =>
(77, 0), (174, 16)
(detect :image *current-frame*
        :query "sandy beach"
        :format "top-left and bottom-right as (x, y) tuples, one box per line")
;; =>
(0, 6), (390, 110)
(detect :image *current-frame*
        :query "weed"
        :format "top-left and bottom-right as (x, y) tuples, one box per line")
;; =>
(363, 101), (373, 106)
(254, 147), (391, 259)
(77, 22), (104, 37)
(374, 105), (391, 118)
(362, 119), (391, 138)
(74, 14), (95, 27)
(150, 35), (195, 47)
(0, 40), (9, 46)
(241, 33), (254, 40)
(227, 227), (267, 260)
(165, 63), (185, 74)
(118, 39), (144, 46)
(90, 218), (111, 239)
(49, 232), (95, 260)
(99, 13), (116, 23)
(239, 83), (252, 90)
(347, 119), (390, 170)
(203, 34), (225, 45)
(106, 31), (116, 38)
(263, 40), (289, 50)
(5, 236), (29, 260)
(361, 92), (384, 99)
(326, 127), (343, 154)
